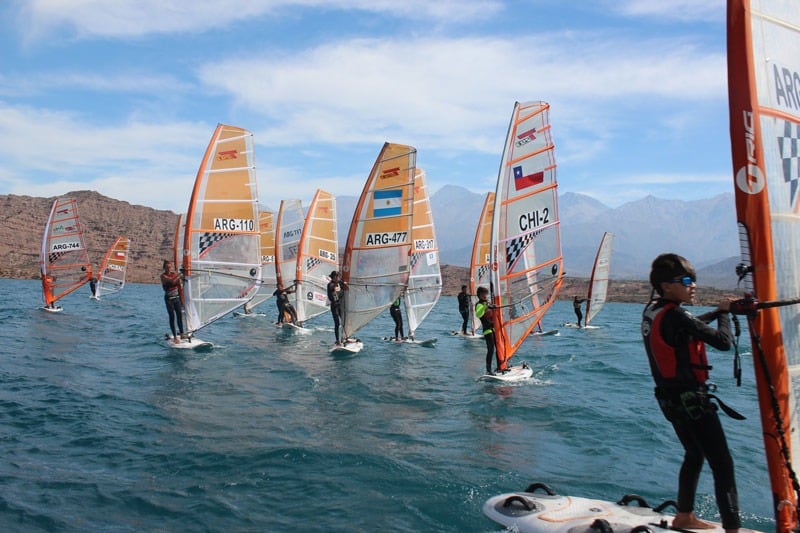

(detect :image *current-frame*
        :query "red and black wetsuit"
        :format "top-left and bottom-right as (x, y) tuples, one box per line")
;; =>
(161, 271), (185, 337)
(641, 299), (740, 530)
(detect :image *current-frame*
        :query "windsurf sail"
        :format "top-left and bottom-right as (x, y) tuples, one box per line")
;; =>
(469, 191), (495, 335)
(404, 168), (441, 338)
(39, 197), (93, 307)
(295, 189), (338, 323)
(274, 199), (304, 292)
(584, 231), (613, 326)
(93, 236), (131, 299)
(728, 1), (800, 529)
(181, 124), (261, 334)
(247, 211), (277, 311)
(490, 101), (563, 370)
(341, 142), (416, 341)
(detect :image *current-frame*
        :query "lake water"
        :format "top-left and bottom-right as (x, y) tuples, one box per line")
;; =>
(0, 278), (774, 531)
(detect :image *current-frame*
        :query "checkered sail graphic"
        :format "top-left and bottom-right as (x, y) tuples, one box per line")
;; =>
(404, 168), (441, 337)
(181, 124), (261, 333)
(39, 197), (92, 307)
(489, 102), (563, 369)
(295, 189), (339, 323)
(727, 1), (800, 525)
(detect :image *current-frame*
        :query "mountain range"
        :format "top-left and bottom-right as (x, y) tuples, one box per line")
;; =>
(0, 186), (741, 289)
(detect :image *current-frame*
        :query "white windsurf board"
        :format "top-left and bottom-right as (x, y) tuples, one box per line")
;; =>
(40, 305), (63, 313)
(329, 340), (363, 354)
(482, 484), (757, 533)
(479, 362), (533, 382)
(164, 335), (213, 351)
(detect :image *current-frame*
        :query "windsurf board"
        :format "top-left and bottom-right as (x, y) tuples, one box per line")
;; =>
(482, 484), (756, 533)
(164, 335), (213, 351)
(479, 362), (533, 382)
(329, 340), (363, 354)
(40, 305), (63, 313)
(450, 330), (482, 339)
(531, 329), (559, 336)
(233, 311), (266, 318)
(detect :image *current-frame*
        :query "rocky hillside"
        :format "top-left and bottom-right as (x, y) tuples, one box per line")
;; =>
(0, 190), (177, 283)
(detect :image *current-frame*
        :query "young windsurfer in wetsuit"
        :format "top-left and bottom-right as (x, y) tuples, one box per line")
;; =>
(42, 273), (56, 309)
(390, 296), (404, 341)
(273, 282), (298, 325)
(160, 260), (186, 344)
(327, 271), (346, 345)
(642, 253), (740, 533)
(475, 286), (502, 374)
(572, 295), (586, 327)
(457, 285), (470, 334)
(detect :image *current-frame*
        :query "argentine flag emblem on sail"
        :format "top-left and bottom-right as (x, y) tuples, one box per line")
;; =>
(373, 189), (402, 217)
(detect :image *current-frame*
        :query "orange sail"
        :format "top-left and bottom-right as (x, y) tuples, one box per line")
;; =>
(727, 0), (800, 529)
(490, 101), (563, 370)
(469, 192), (495, 336)
(93, 236), (131, 299)
(39, 197), (93, 308)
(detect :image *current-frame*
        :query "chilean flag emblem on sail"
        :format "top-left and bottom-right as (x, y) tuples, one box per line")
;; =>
(513, 165), (544, 191)
(373, 189), (403, 217)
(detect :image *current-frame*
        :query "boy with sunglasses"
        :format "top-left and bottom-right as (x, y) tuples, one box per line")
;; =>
(642, 253), (740, 533)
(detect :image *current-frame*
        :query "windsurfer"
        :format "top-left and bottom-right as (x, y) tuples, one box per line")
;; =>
(476, 286), (502, 374)
(458, 285), (470, 334)
(273, 282), (298, 325)
(327, 271), (346, 344)
(572, 295), (586, 327)
(42, 274), (56, 309)
(160, 260), (186, 343)
(390, 296), (405, 341)
(89, 276), (97, 296)
(642, 253), (740, 533)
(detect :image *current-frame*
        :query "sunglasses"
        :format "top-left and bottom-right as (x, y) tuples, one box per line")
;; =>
(670, 275), (696, 287)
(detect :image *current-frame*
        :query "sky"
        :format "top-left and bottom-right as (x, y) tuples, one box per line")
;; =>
(0, 0), (731, 213)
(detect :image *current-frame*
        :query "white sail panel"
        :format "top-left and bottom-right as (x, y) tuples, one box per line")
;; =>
(94, 236), (131, 299)
(275, 199), (304, 291)
(40, 197), (93, 307)
(296, 189), (338, 323)
(585, 232), (613, 326)
(182, 124), (261, 333)
(404, 168), (441, 337)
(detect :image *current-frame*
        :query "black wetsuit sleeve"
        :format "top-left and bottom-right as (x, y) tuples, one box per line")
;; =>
(663, 306), (732, 352)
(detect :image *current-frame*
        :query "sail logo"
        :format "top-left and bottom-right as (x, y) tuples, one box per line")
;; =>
(217, 149), (238, 160)
(515, 128), (537, 147)
(114, 251), (126, 258)
(734, 110), (765, 196)
(372, 189), (402, 217)
(773, 63), (800, 112)
(50, 241), (81, 251)
(56, 208), (70, 215)
(108, 263), (124, 271)
(365, 231), (408, 246)
(380, 166), (400, 179)
(513, 165), (544, 191)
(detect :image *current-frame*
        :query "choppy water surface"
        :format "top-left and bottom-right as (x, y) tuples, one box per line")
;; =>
(0, 279), (774, 531)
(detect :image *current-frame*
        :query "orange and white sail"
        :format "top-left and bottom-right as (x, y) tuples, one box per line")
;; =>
(728, 1), (800, 529)
(584, 231), (613, 326)
(39, 197), (93, 307)
(295, 189), (338, 323)
(181, 124), (261, 334)
(274, 199), (304, 292)
(248, 211), (277, 310)
(341, 142), (416, 341)
(469, 191), (495, 335)
(93, 236), (131, 299)
(404, 168), (441, 337)
(490, 101), (563, 370)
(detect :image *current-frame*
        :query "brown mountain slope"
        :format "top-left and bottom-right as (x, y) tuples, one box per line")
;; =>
(1, 191), (739, 304)
(0, 191), (177, 283)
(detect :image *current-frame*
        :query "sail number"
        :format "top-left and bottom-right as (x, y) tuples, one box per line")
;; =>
(365, 232), (408, 246)
(414, 239), (435, 250)
(50, 241), (81, 251)
(213, 218), (255, 232)
(519, 208), (549, 231)
(261, 254), (275, 263)
(319, 249), (337, 261)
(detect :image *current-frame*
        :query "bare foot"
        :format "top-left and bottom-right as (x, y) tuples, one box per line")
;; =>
(672, 512), (716, 530)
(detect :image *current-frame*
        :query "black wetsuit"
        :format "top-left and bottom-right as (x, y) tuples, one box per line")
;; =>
(457, 291), (470, 334)
(161, 272), (185, 337)
(390, 298), (404, 339)
(327, 280), (345, 343)
(642, 299), (740, 530)
(573, 297), (586, 327)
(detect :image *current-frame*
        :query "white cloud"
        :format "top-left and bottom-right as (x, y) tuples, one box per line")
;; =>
(612, 0), (723, 22)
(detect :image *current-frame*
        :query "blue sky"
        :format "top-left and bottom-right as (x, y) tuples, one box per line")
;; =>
(0, 0), (729, 212)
